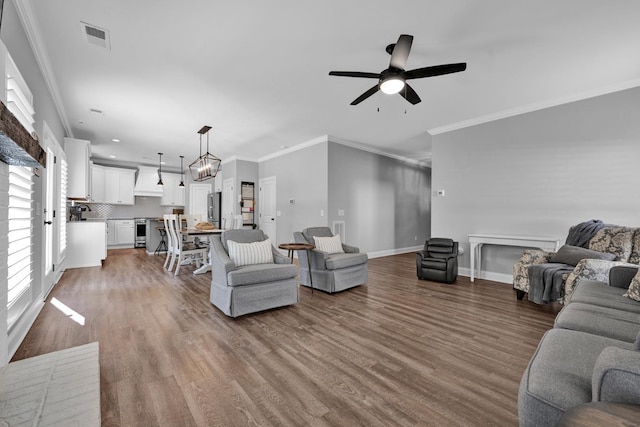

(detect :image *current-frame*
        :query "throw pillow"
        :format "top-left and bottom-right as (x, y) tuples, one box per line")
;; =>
(227, 239), (273, 267)
(313, 235), (344, 254)
(623, 269), (640, 302)
(549, 244), (616, 266)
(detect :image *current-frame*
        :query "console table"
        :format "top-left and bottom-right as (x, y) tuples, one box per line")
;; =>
(468, 234), (561, 282)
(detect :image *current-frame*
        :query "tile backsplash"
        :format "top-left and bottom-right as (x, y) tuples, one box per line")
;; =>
(69, 196), (174, 220)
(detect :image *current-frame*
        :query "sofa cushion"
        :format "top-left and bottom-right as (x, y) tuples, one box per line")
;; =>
(568, 280), (640, 314)
(623, 269), (640, 302)
(627, 229), (640, 264)
(518, 329), (633, 427)
(227, 263), (298, 287)
(313, 235), (344, 254)
(221, 229), (267, 251)
(554, 302), (640, 342)
(549, 245), (615, 266)
(588, 226), (635, 261)
(227, 239), (274, 267)
(325, 252), (368, 270)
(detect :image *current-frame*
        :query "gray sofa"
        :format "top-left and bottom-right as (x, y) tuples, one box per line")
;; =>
(293, 227), (368, 293)
(209, 230), (299, 317)
(518, 266), (640, 426)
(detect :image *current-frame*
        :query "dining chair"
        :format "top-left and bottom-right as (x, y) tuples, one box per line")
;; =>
(167, 214), (208, 275)
(163, 214), (175, 269)
(179, 214), (203, 244)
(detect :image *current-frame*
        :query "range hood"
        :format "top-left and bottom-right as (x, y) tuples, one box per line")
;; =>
(134, 166), (163, 197)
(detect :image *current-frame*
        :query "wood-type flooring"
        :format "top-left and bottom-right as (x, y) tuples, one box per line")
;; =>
(12, 249), (561, 426)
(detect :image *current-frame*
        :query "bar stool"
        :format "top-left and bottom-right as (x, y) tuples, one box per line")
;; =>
(155, 227), (167, 255)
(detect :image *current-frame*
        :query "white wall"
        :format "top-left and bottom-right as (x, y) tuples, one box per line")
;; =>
(1, 0), (66, 364)
(432, 86), (640, 280)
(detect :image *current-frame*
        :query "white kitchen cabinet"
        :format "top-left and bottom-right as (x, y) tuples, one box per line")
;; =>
(161, 173), (185, 206)
(114, 220), (135, 245)
(65, 138), (91, 200)
(90, 163), (105, 203)
(104, 167), (135, 205)
(106, 220), (116, 246)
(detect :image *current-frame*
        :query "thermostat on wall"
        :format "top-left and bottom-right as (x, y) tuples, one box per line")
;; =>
(437, 189), (445, 197)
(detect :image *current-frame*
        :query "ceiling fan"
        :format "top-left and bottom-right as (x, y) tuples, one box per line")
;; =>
(329, 34), (467, 105)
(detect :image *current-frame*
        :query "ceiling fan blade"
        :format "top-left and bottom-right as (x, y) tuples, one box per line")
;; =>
(329, 71), (381, 79)
(405, 63), (467, 80)
(350, 85), (380, 105)
(389, 34), (413, 70)
(399, 84), (421, 105)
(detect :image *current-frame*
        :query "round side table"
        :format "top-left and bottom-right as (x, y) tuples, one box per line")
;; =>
(279, 243), (315, 293)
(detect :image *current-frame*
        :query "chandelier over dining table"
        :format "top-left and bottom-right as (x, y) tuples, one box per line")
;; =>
(189, 125), (221, 181)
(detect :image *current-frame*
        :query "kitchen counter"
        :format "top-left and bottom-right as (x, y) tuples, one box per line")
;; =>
(66, 222), (106, 268)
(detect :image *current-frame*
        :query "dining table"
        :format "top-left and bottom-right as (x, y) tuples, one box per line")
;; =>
(180, 227), (224, 274)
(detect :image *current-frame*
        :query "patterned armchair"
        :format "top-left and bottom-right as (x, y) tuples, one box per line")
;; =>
(513, 226), (640, 303)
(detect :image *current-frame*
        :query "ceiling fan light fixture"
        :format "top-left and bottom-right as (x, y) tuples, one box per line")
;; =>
(380, 77), (405, 94)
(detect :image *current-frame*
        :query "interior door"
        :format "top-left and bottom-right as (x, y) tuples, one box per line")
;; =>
(42, 123), (62, 298)
(259, 176), (276, 241)
(189, 183), (211, 218)
(222, 178), (234, 228)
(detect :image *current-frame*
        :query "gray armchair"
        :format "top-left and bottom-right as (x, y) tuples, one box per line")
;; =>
(416, 238), (459, 284)
(293, 227), (368, 293)
(209, 229), (298, 317)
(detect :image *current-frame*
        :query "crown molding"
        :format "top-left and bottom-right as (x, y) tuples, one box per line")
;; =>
(257, 134), (430, 168)
(428, 77), (640, 136)
(13, 0), (73, 138)
(256, 135), (328, 162)
(327, 135), (431, 168)
(221, 155), (258, 165)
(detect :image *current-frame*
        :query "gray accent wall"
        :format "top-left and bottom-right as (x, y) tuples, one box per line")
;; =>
(259, 142), (328, 245)
(432, 86), (640, 279)
(327, 142), (431, 253)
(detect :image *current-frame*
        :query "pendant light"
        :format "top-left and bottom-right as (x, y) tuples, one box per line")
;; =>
(189, 125), (221, 181)
(157, 152), (164, 186)
(179, 155), (185, 188)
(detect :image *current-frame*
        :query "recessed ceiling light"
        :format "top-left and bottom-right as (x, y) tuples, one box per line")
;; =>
(160, 161), (165, 165)
(78, 120), (85, 124)
(111, 138), (120, 143)
(109, 155), (116, 158)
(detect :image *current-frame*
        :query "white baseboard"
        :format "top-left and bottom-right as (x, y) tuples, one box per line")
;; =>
(367, 245), (423, 259)
(8, 299), (45, 362)
(458, 267), (513, 284)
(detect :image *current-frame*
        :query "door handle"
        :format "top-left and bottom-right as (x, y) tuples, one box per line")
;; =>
(44, 221), (53, 225)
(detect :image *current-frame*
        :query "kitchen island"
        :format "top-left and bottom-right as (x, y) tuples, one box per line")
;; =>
(66, 221), (106, 268)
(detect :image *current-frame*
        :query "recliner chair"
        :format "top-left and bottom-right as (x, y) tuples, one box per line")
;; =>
(416, 238), (459, 284)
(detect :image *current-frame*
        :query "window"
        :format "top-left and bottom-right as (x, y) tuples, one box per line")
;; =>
(7, 166), (34, 328)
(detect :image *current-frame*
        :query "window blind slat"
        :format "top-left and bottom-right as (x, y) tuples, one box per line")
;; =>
(7, 165), (34, 321)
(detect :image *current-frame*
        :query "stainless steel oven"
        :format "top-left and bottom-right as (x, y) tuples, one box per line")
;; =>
(134, 218), (146, 248)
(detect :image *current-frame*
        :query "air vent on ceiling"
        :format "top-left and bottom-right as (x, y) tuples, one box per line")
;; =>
(80, 22), (111, 50)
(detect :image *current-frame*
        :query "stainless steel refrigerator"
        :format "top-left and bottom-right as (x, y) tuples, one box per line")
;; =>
(207, 192), (221, 228)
